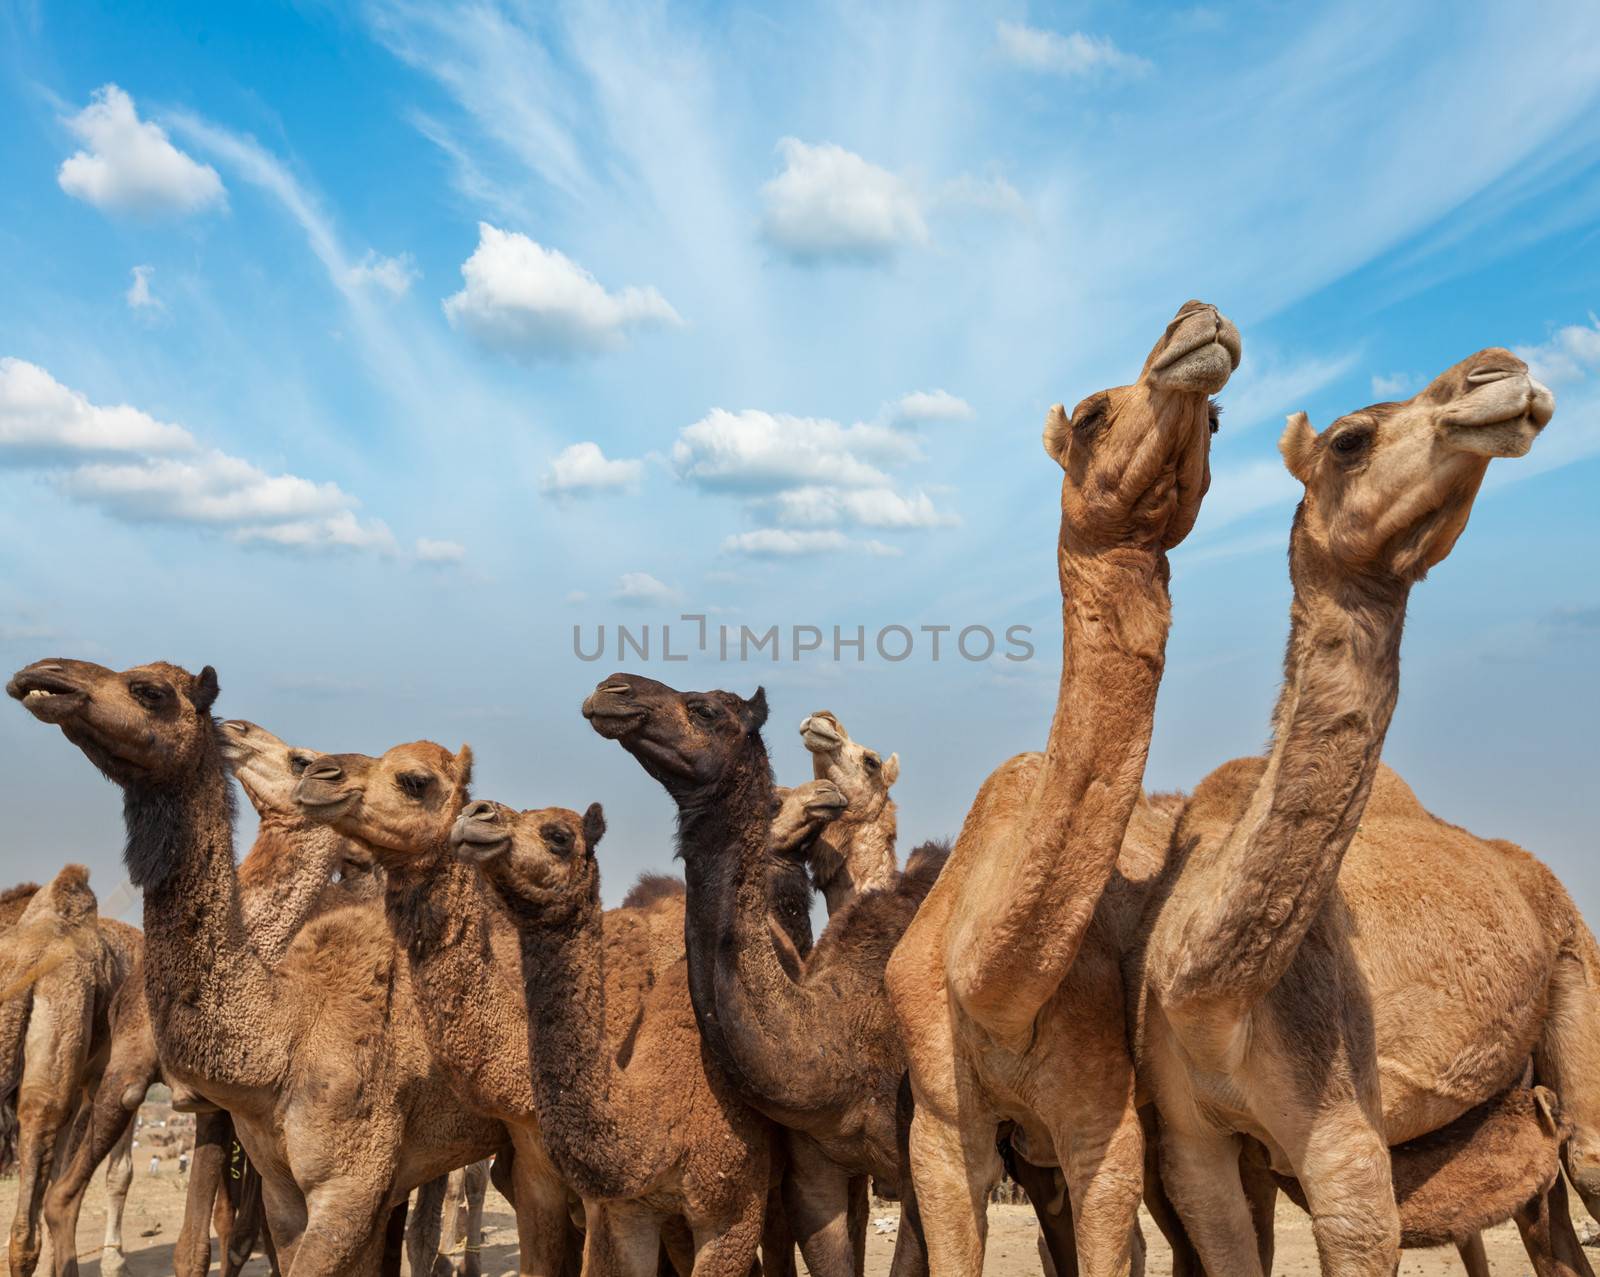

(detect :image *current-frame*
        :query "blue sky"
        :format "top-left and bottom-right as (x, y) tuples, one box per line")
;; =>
(2, 0), (1598, 922)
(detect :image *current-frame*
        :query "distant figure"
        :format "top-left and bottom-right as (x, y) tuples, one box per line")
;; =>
(178, 1150), (190, 1174)
(148, 1154), (160, 1175)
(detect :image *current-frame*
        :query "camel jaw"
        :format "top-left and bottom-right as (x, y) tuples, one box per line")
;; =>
(799, 715), (843, 754)
(450, 813), (512, 864)
(583, 695), (646, 740)
(7, 672), (88, 725)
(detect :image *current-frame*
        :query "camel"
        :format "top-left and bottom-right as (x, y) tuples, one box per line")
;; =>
(1134, 347), (1554, 1273)
(454, 796), (772, 1277)
(6, 659), (507, 1276)
(797, 714), (898, 913)
(583, 675), (958, 1277)
(882, 299), (1238, 1277)
(43, 716), (377, 1277)
(288, 741), (836, 1277)
(0, 882), (42, 1178)
(0, 863), (141, 1277)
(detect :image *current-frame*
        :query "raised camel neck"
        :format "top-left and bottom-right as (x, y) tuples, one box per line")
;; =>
(1157, 532), (1409, 1022)
(128, 743), (286, 1090)
(950, 543), (1173, 1043)
(508, 882), (669, 1200)
(813, 801), (897, 915)
(679, 754), (841, 1120)
(382, 849), (535, 1120)
(237, 818), (352, 964)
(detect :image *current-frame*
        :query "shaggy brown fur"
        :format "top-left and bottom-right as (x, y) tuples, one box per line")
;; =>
(463, 799), (771, 1277)
(7, 658), (505, 1276)
(584, 674), (945, 1277)
(883, 301), (1238, 1277)
(621, 873), (686, 910)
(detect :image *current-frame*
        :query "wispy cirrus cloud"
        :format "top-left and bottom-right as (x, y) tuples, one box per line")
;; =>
(613, 571), (680, 607)
(58, 85), (225, 216)
(994, 21), (1151, 79)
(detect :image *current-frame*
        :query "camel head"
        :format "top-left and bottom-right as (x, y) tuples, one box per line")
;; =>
(1042, 299), (1240, 553)
(1279, 348), (1554, 582)
(8, 657), (221, 786)
(451, 798), (606, 924)
(291, 740), (474, 865)
(221, 719), (321, 818)
(799, 711), (897, 826)
(770, 780), (848, 857)
(583, 672), (770, 803)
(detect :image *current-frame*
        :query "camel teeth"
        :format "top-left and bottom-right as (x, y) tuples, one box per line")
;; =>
(25, 689), (51, 702)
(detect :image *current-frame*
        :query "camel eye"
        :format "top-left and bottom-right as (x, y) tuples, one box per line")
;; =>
(129, 682), (167, 708)
(1332, 430), (1370, 458)
(289, 753), (311, 776)
(397, 773), (432, 800)
(863, 754), (881, 772)
(541, 824), (574, 854)
(689, 703), (717, 724)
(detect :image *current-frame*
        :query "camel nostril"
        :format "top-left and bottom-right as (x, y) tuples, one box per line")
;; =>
(305, 762), (343, 782)
(463, 800), (499, 822)
(600, 683), (633, 697)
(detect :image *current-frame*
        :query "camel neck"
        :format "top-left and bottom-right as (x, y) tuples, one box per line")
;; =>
(679, 756), (837, 1120)
(1164, 546), (1409, 1016)
(383, 849), (535, 1120)
(815, 802), (898, 915)
(950, 543), (1173, 1043)
(236, 819), (349, 965)
(130, 749), (285, 1090)
(511, 886), (665, 1200)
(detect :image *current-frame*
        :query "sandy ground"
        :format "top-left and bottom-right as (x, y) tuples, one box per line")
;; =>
(0, 1170), (1580, 1275)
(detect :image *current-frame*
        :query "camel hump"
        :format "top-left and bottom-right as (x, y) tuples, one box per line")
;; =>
(622, 873), (686, 910)
(1177, 756), (1268, 836)
(0, 882), (40, 910)
(903, 840), (951, 890)
(1360, 764), (1427, 818)
(40, 864), (98, 927)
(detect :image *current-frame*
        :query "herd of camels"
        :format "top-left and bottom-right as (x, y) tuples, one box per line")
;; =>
(1, 300), (1588, 1277)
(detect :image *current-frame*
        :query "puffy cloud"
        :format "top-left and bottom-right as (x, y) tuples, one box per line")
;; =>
(760, 139), (928, 265)
(671, 409), (919, 493)
(541, 441), (644, 496)
(57, 85), (225, 216)
(345, 250), (419, 296)
(755, 486), (958, 529)
(613, 572), (680, 607)
(1516, 315), (1600, 387)
(125, 265), (161, 312)
(995, 21), (1151, 78)
(888, 389), (975, 426)
(721, 529), (853, 557)
(1, 359), (416, 555)
(443, 224), (682, 358)
(1370, 372), (1414, 399)
(0, 358), (194, 463)
(415, 537), (467, 564)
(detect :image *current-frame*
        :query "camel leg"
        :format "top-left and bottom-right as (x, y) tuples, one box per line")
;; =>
(9, 1021), (89, 1277)
(689, 1190), (765, 1277)
(384, 1199), (410, 1277)
(1284, 1106), (1398, 1277)
(847, 1175), (870, 1276)
(98, 1118), (134, 1277)
(1051, 1100), (1143, 1277)
(1456, 1233), (1490, 1277)
(780, 1136), (856, 1277)
(1240, 1156), (1277, 1276)
(175, 1109), (232, 1277)
(257, 1169), (310, 1275)
(1158, 1125), (1263, 1277)
(1547, 1174), (1597, 1277)
(42, 1057), (151, 1277)
(512, 1128), (577, 1277)
(409, 1174), (448, 1277)
(886, 1075), (929, 1277)
(586, 1202), (663, 1277)
(904, 1096), (999, 1277)
(1007, 1156), (1075, 1277)
(760, 1182), (797, 1277)
(284, 1175), (396, 1277)
(1136, 1108), (1201, 1277)
(227, 1150), (271, 1277)
(450, 1159), (490, 1277)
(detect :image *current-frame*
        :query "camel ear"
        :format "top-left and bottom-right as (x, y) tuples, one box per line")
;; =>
(747, 687), (769, 730)
(455, 744), (475, 789)
(582, 802), (606, 851)
(193, 665), (220, 713)
(1279, 412), (1318, 485)
(883, 753), (900, 787)
(1042, 404), (1070, 469)
(1533, 1086), (1560, 1136)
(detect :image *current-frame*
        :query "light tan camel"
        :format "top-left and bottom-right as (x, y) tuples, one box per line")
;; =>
(883, 300), (1238, 1277)
(1136, 348), (1554, 1274)
(6, 659), (506, 1276)
(797, 714), (898, 912)
(0, 863), (140, 1277)
(455, 796), (772, 1277)
(44, 717), (376, 1277)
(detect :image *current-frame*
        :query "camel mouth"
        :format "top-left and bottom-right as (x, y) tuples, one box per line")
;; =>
(1148, 306), (1241, 394)
(292, 786), (356, 818)
(450, 815), (512, 864)
(1441, 372), (1554, 458)
(7, 673), (87, 724)
(583, 694), (647, 739)
(804, 790), (849, 821)
(799, 714), (842, 753)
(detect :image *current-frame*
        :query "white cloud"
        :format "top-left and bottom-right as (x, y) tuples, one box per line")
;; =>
(722, 529), (853, 557)
(1, 359), (417, 555)
(541, 441), (644, 496)
(756, 486), (957, 529)
(760, 139), (928, 265)
(443, 223), (682, 358)
(0, 358), (194, 463)
(125, 265), (162, 313)
(936, 174), (1028, 220)
(888, 389), (975, 426)
(345, 250), (419, 296)
(671, 409), (919, 493)
(613, 571), (680, 607)
(57, 85), (224, 216)
(1222, 349), (1361, 431)
(415, 537), (466, 564)
(1370, 372), (1414, 399)
(1515, 315), (1600, 387)
(995, 21), (1151, 78)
